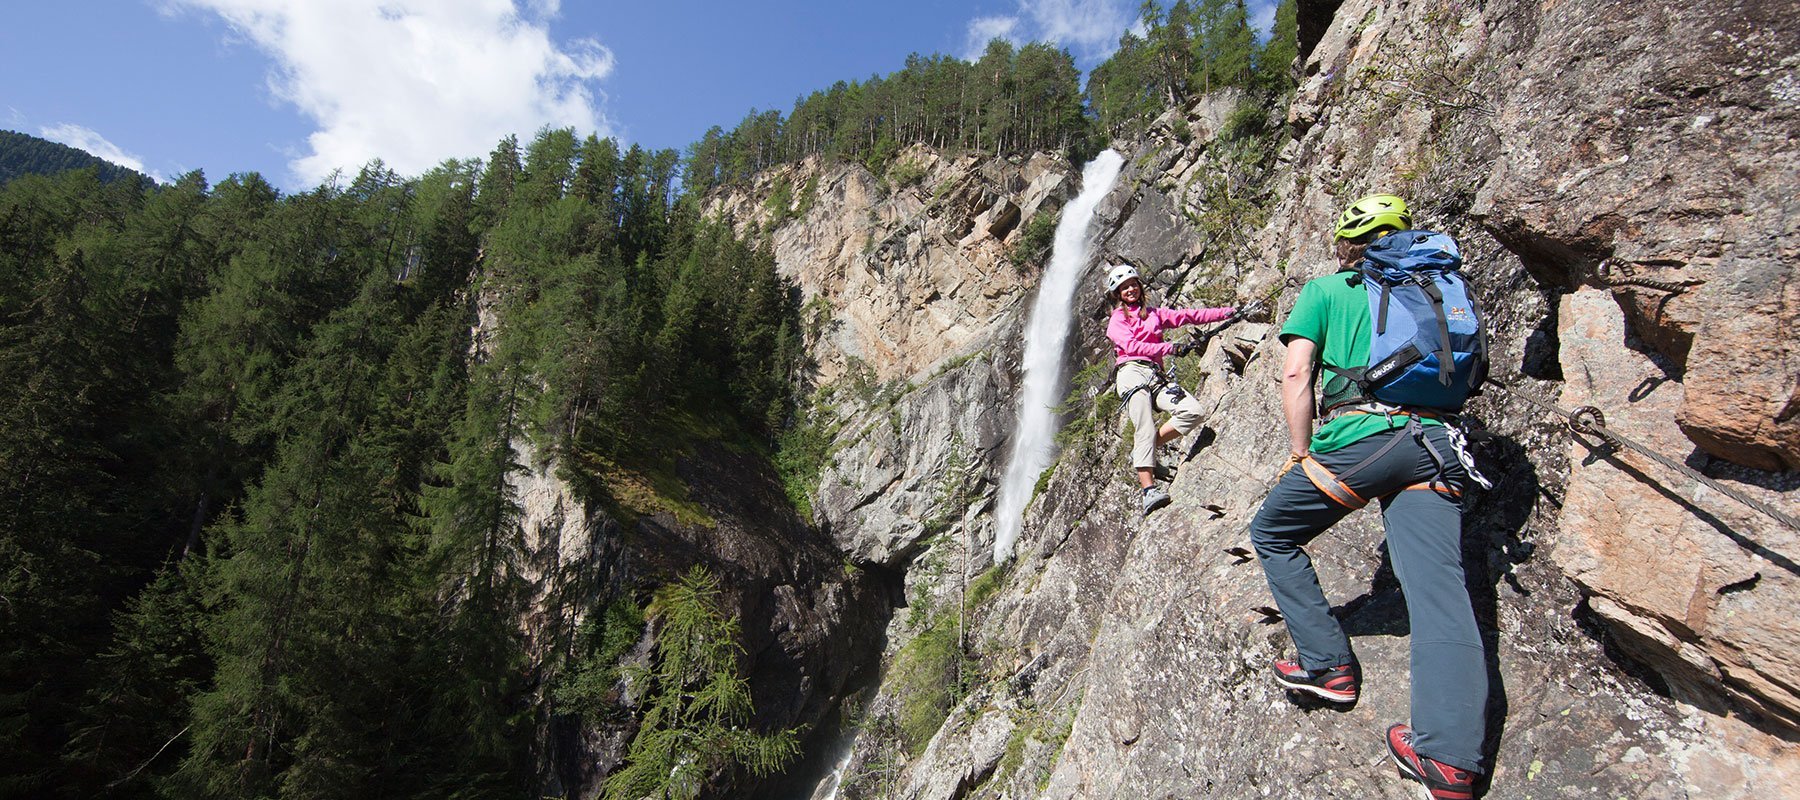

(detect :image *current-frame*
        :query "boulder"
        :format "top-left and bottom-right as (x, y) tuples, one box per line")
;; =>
(1554, 287), (1800, 727)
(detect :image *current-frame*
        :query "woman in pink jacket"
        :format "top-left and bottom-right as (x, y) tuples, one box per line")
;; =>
(1105, 264), (1235, 515)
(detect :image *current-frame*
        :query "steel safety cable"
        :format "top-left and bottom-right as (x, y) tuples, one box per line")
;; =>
(1482, 377), (1800, 533)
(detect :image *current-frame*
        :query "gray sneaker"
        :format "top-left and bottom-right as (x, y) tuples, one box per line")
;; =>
(1141, 485), (1171, 515)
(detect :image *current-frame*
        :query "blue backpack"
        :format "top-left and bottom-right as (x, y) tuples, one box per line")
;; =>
(1324, 230), (1488, 412)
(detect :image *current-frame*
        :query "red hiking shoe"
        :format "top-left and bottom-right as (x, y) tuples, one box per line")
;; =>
(1271, 659), (1358, 704)
(1386, 724), (1475, 800)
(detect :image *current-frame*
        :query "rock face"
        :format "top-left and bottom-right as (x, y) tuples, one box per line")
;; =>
(1469, 0), (1800, 472)
(515, 433), (895, 798)
(733, 0), (1800, 798)
(502, 405), (890, 799)
(1554, 287), (1800, 734)
(708, 147), (1071, 385)
(518, 146), (1079, 799)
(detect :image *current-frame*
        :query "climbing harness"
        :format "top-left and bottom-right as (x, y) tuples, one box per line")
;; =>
(1114, 361), (1187, 411)
(1482, 377), (1800, 532)
(1298, 410), (1483, 509)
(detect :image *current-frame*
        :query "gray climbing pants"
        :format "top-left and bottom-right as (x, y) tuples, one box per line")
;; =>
(1249, 423), (1488, 773)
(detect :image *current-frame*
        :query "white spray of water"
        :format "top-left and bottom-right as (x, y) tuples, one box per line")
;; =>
(810, 742), (856, 800)
(993, 149), (1124, 560)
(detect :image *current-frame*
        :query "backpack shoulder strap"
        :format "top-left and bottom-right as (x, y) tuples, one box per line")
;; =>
(1420, 276), (1453, 386)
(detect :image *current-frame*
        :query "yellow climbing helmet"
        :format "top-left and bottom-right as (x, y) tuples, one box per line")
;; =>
(1334, 194), (1412, 240)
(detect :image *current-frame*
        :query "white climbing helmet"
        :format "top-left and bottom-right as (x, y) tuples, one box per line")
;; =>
(1105, 264), (1141, 297)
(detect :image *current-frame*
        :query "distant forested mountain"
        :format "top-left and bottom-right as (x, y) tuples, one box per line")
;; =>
(0, 129), (152, 186)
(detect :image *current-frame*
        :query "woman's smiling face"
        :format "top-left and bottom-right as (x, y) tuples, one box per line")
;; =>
(1117, 279), (1143, 304)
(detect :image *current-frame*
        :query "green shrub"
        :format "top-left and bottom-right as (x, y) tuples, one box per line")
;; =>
(1220, 97), (1270, 142)
(1031, 466), (1054, 506)
(1007, 210), (1060, 267)
(1053, 361), (1121, 451)
(966, 565), (1007, 610)
(890, 610), (971, 754)
(774, 395), (841, 517)
(995, 702), (1079, 791)
(794, 174), (820, 216)
(888, 158), (929, 188)
(763, 175), (794, 222)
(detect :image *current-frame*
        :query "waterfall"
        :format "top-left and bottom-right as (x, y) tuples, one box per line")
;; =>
(809, 741), (856, 800)
(993, 149), (1124, 560)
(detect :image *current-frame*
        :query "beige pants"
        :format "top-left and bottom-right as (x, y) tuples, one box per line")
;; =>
(1114, 361), (1205, 470)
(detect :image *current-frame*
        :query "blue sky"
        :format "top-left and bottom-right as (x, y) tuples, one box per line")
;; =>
(3, 1), (1277, 192)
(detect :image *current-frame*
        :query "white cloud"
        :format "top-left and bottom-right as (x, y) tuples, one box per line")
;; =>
(168, 0), (616, 187)
(1248, 0), (1278, 39)
(962, 15), (1021, 60)
(39, 123), (164, 180)
(963, 0), (1137, 64)
(965, 0), (1283, 65)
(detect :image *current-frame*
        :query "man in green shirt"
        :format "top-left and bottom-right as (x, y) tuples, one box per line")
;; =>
(1249, 195), (1487, 800)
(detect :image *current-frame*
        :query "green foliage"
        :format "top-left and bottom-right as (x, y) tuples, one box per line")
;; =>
(995, 701), (1078, 791)
(923, 431), (979, 534)
(0, 129), (152, 186)
(1084, 0), (1300, 135)
(1031, 466), (1056, 506)
(965, 565), (1008, 610)
(926, 349), (986, 382)
(0, 126), (806, 798)
(794, 174), (821, 217)
(838, 356), (915, 413)
(887, 158), (928, 188)
(1220, 95), (1272, 142)
(555, 599), (647, 723)
(1256, 0), (1301, 97)
(774, 394), (841, 518)
(61, 561), (210, 797)
(0, 169), (220, 795)
(684, 44), (1093, 194)
(1007, 209), (1060, 268)
(763, 175), (795, 224)
(889, 609), (973, 754)
(1053, 361), (1122, 451)
(602, 568), (800, 800)
(863, 135), (901, 177)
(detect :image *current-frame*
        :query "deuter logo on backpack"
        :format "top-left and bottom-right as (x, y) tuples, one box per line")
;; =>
(1333, 230), (1488, 412)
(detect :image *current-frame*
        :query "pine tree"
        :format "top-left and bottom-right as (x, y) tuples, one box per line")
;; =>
(1194, 0), (1257, 94)
(1254, 0), (1301, 96)
(476, 135), (522, 224)
(61, 562), (211, 798)
(602, 568), (799, 800)
(1095, 25), (1177, 134)
(0, 167), (209, 795)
